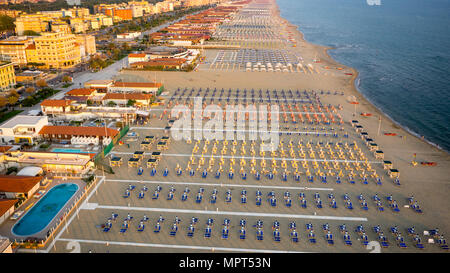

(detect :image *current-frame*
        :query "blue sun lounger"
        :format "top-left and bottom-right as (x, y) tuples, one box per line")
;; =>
(300, 198), (307, 208)
(202, 170), (208, 178)
(167, 191), (174, 200)
(150, 168), (156, 176)
(170, 224), (178, 236)
(241, 195), (247, 204)
(316, 199), (322, 208)
(308, 230), (316, 244)
(222, 227), (229, 239)
(123, 190), (130, 198)
(285, 198), (292, 207)
(154, 223), (161, 233)
(307, 175), (314, 183)
(256, 196), (262, 206)
(152, 191), (159, 200)
(215, 171), (221, 179)
(360, 234), (369, 246)
(187, 225), (195, 237)
(413, 236), (424, 249)
(204, 226), (212, 238)
(343, 233), (352, 246)
(196, 193), (203, 203)
(269, 197), (277, 207)
(241, 172), (247, 180)
(138, 167), (143, 176)
(210, 194), (217, 204)
(257, 229), (264, 241)
(163, 168), (169, 177)
(138, 191), (145, 199)
(240, 228), (246, 240)
(225, 193), (232, 203)
(255, 172), (260, 180)
(137, 223), (145, 232)
(182, 192), (188, 201)
(291, 230), (298, 243)
(335, 176), (341, 184)
(273, 230), (281, 242)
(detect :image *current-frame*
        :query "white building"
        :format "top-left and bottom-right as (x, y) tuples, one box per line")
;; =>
(0, 115), (48, 144)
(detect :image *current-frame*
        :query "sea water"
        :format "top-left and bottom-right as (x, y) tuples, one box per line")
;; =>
(277, 0), (450, 152)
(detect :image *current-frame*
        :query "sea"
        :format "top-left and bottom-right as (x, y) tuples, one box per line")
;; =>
(277, 0), (450, 153)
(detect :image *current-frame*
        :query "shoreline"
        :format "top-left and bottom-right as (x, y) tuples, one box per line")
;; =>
(273, 0), (449, 155)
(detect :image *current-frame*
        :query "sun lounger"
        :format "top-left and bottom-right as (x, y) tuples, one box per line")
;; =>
(257, 229), (264, 241)
(152, 191), (159, 200)
(222, 227), (229, 239)
(204, 226), (212, 238)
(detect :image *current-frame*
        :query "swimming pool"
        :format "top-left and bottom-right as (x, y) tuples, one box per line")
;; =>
(12, 183), (79, 237)
(51, 148), (90, 153)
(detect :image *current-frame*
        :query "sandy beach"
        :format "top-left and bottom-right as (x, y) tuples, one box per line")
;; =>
(39, 0), (450, 253)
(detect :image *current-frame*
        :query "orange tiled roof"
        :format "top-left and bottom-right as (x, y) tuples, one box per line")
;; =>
(38, 125), (119, 138)
(103, 93), (152, 101)
(0, 146), (12, 153)
(128, 53), (146, 58)
(111, 82), (162, 88)
(65, 88), (96, 96)
(0, 175), (41, 193)
(0, 199), (18, 217)
(41, 99), (74, 107)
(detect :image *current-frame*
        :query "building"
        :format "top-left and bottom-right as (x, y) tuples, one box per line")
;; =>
(146, 46), (190, 59)
(130, 58), (187, 70)
(15, 70), (45, 83)
(0, 175), (41, 200)
(0, 199), (18, 226)
(83, 79), (113, 92)
(128, 53), (149, 64)
(0, 115), (48, 144)
(14, 13), (51, 35)
(0, 236), (13, 253)
(26, 32), (81, 70)
(38, 125), (119, 145)
(76, 34), (96, 57)
(117, 32), (141, 40)
(114, 8), (133, 21)
(102, 92), (153, 108)
(40, 99), (75, 116)
(0, 36), (33, 66)
(108, 81), (163, 94)
(0, 62), (16, 91)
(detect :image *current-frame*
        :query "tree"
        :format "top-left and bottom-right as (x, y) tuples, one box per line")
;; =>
(0, 15), (15, 33)
(22, 30), (41, 36)
(107, 101), (117, 107)
(36, 79), (48, 88)
(8, 96), (18, 106)
(25, 87), (35, 94)
(9, 89), (19, 98)
(0, 96), (7, 108)
(62, 75), (72, 83)
(127, 99), (136, 107)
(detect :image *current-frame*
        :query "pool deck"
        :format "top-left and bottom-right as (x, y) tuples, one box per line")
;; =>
(0, 178), (88, 244)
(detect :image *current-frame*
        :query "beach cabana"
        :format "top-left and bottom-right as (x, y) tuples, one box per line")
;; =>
(157, 141), (168, 150)
(161, 136), (171, 144)
(383, 160), (393, 170)
(388, 169), (400, 179)
(110, 156), (122, 167)
(140, 141), (151, 150)
(147, 158), (158, 168)
(133, 151), (144, 160)
(144, 136), (155, 143)
(151, 152), (161, 160)
(374, 150), (384, 159)
(128, 157), (140, 168)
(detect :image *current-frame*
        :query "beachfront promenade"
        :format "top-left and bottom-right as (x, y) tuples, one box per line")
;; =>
(25, 0), (450, 253)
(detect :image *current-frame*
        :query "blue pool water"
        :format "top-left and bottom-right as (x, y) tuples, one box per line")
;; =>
(12, 183), (79, 237)
(277, 0), (450, 152)
(51, 148), (90, 154)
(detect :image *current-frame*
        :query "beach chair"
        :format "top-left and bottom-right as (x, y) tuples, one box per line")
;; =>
(376, 201), (384, 212)
(396, 234), (407, 248)
(308, 230), (316, 244)
(330, 199), (338, 209)
(437, 237), (449, 250)
(187, 225), (195, 237)
(128, 185), (136, 191)
(202, 169), (208, 178)
(300, 198), (307, 208)
(390, 201), (400, 212)
(152, 191), (159, 200)
(137, 167), (143, 176)
(241, 172), (247, 180)
(181, 192), (188, 202)
(343, 232), (352, 246)
(307, 175), (314, 183)
(360, 233), (369, 246)
(373, 225), (381, 234)
(273, 229), (281, 242)
(413, 235), (424, 249)
(210, 194), (217, 204)
(120, 221), (128, 234)
(285, 198), (292, 207)
(150, 168), (157, 176)
(257, 229), (264, 241)
(196, 193), (203, 204)
(123, 190), (130, 198)
(255, 172), (261, 180)
(291, 230), (299, 243)
(204, 226), (212, 238)
(222, 227), (229, 239)
(240, 227), (246, 240)
(241, 195), (247, 204)
(345, 200), (353, 210)
(361, 200), (369, 210)
(316, 199), (322, 209)
(170, 224), (178, 236)
(335, 176), (341, 184)
(138, 191), (145, 199)
(137, 222), (145, 232)
(215, 170), (221, 179)
(167, 191), (174, 201)
(270, 196), (277, 207)
(163, 168), (169, 177)
(228, 171), (234, 179)
(256, 196), (262, 206)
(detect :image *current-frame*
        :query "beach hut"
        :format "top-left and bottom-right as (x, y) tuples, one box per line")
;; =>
(110, 156), (122, 167)
(140, 141), (151, 150)
(161, 136), (171, 144)
(147, 158), (158, 168)
(133, 151), (145, 160)
(383, 160), (393, 170)
(388, 169), (400, 179)
(128, 157), (140, 168)
(157, 141), (168, 150)
(374, 150), (384, 159)
(369, 143), (378, 151)
(151, 151), (161, 160)
(144, 136), (155, 143)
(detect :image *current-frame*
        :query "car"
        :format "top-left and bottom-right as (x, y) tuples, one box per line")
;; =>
(10, 210), (24, 220)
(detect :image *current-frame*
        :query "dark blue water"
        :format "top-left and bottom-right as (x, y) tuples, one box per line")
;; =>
(277, 0), (450, 152)
(12, 183), (78, 237)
